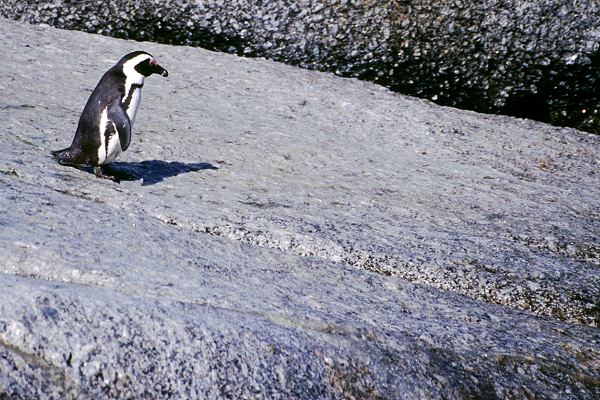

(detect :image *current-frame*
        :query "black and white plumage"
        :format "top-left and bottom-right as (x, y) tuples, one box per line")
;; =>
(51, 51), (168, 181)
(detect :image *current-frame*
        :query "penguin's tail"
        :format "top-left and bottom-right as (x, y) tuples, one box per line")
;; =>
(51, 147), (80, 165)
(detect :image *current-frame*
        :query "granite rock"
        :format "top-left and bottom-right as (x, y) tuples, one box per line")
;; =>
(0, 18), (599, 399)
(0, 0), (599, 134)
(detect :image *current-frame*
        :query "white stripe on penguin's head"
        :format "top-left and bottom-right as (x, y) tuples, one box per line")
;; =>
(121, 53), (153, 110)
(122, 54), (153, 84)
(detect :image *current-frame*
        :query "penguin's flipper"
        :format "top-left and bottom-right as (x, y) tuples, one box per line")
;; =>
(108, 101), (132, 151)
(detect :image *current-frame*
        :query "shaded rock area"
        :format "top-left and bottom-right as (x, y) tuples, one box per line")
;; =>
(1, 18), (600, 399)
(0, 0), (599, 135)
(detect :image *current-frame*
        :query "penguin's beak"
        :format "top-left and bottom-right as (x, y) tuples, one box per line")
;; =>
(156, 65), (169, 78)
(155, 64), (168, 77)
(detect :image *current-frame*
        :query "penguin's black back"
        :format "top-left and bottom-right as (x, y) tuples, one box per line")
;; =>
(52, 66), (127, 166)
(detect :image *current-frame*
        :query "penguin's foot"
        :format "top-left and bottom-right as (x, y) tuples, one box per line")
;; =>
(93, 166), (119, 183)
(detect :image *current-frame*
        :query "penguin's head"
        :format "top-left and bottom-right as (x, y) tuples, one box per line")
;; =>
(119, 51), (169, 78)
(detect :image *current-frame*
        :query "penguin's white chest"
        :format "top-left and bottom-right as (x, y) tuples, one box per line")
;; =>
(126, 87), (142, 126)
(98, 108), (122, 165)
(122, 71), (145, 127)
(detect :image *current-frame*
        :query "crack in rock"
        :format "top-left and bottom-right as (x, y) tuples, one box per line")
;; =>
(0, 336), (80, 398)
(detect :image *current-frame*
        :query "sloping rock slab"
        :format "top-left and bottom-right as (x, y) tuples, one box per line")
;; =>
(0, 19), (599, 399)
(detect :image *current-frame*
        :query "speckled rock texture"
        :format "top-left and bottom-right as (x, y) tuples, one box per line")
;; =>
(0, 0), (599, 135)
(1, 18), (599, 399)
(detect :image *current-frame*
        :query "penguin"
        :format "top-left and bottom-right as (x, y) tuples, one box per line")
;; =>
(51, 51), (168, 181)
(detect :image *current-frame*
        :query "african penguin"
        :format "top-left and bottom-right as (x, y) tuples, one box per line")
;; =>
(51, 51), (168, 181)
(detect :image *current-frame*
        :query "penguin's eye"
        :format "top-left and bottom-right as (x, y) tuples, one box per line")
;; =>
(149, 58), (157, 66)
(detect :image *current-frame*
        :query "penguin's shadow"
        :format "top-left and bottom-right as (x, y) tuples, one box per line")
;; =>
(105, 160), (218, 186)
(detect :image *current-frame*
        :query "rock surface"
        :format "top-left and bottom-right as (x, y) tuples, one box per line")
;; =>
(0, 0), (599, 134)
(1, 18), (599, 399)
